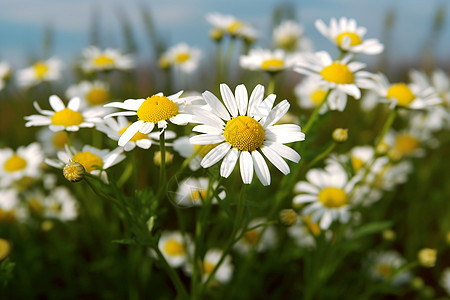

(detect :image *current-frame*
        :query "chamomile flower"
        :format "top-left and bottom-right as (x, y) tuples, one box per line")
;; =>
(96, 116), (176, 152)
(189, 83), (304, 186)
(66, 81), (111, 107)
(294, 51), (374, 111)
(367, 251), (412, 286)
(206, 12), (256, 39)
(37, 128), (71, 155)
(239, 48), (300, 73)
(382, 129), (430, 160)
(184, 248), (233, 284)
(158, 231), (191, 268)
(293, 162), (359, 229)
(25, 95), (105, 132)
(367, 73), (442, 110)
(0, 143), (43, 188)
(27, 187), (78, 221)
(0, 61), (11, 91)
(294, 76), (329, 114)
(0, 188), (28, 222)
(161, 43), (202, 74)
(173, 137), (219, 171)
(315, 17), (384, 55)
(104, 91), (196, 147)
(80, 46), (134, 73)
(17, 58), (62, 88)
(234, 218), (277, 254)
(287, 216), (322, 249)
(173, 177), (225, 207)
(273, 20), (313, 52)
(45, 145), (125, 183)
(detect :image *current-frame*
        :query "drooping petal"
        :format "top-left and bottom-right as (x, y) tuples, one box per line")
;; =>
(239, 151), (254, 184)
(201, 143), (231, 168)
(118, 120), (143, 146)
(220, 148), (239, 178)
(252, 150), (270, 186)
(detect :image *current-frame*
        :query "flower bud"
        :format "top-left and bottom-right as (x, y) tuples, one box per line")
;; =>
(382, 229), (396, 241)
(210, 28), (224, 42)
(154, 151), (174, 166)
(279, 209), (297, 227)
(418, 248), (437, 267)
(332, 128), (348, 142)
(0, 238), (11, 261)
(63, 160), (85, 182)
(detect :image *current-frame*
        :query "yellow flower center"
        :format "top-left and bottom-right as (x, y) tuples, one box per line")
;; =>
(118, 124), (149, 142)
(386, 83), (415, 106)
(51, 108), (84, 127)
(318, 187), (348, 208)
(376, 264), (392, 277)
(71, 151), (103, 173)
(164, 239), (185, 256)
(303, 216), (321, 236)
(394, 134), (419, 155)
(0, 238), (11, 261)
(93, 55), (114, 67)
(351, 156), (364, 171)
(227, 21), (243, 35)
(203, 261), (215, 275)
(277, 35), (297, 51)
(261, 58), (284, 71)
(86, 88), (109, 105)
(50, 202), (62, 212)
(137, 95), (179, 124)
(52, 131), (68, 148)
(320, 63), (354, 84)
(223, 116), (265, 152)
(310, 89), (327, 106)
(336, 32), (362, 47)
(175, 53), (190, 64)
(190, 190), (207, 202)
(194, 144), (218, 158)
(33, 62), (49, 79)
(4, 155), (27, 172)
(243, 229), (260, 245)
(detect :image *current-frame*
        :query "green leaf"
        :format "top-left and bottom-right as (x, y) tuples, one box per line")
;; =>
(351, 221), (393, 239)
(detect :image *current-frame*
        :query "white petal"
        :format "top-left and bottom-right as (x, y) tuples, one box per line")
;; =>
(202, 91), (230, 120)
(294, 181), (319, 194)
(235, 84), (248, 116)
(253, 94), (276, 121)
(170, 113), (194, 125)
(104, 111), (138, 119)
(220, 148), (239, 178)
(104, 99), (145, 110)
(136, 139), (152, 149)
(189, 134), (226, 145)
(293, 194), (317, 204)
(49, 95), (65, 112)
(33, 102), (53, 116)
(67, 97), (81, 111)
(320, 212), (333, 229)
(252, 151), (270, 186)
(220, 84), (238, 117)
(264, 141), (300, 163)
(247, 84), (264, 117)
(118, 120), (143, 146)
(261, 99), (290, 127)
(192, 125), (223, 135)
(139, 122), (155, 134)
(123, 142), (136, 151)
(167, 90), (183, 100)
(265, 124), (305, 143)
(201, 143), (231, 168)
(260, 145), (290, 175)
(239, 151), (254, 184)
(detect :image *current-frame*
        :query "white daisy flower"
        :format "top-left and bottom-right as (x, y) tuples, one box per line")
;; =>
(293, 162), (359, 229)
(25, 95), (105, 132)
(273, 20), (313, 52)
(27, 187), (78, 221)
(37, 128), (71, 155)
(0, 61), (12, 91)
(440, 268), (450, 296)
(189, 83), (304, 186)
(294, 51), (374, 111)
(173, 177), (225, 207)
(367, 72), (442, 110)
(45, 145), (125, 183)
(0, 143), (43, 188)
(96, 116), (176, 152)
(0, 188), (28, 222)
(66, 80), (111, 107)
(184, 248), (233, 284)
(158, 231), (191, 268)
(104, 91), (197, 147)
(173, 136), (219, 171)
(17, 57), (62, 88)
(239, 48), (301, 73)
(315, 17), (384, 55)
(80, 46), (134, 73)
(206, 12), (256, 39)
(287, 215), (323, 249)
(162, 43), (202, 74)
(382, 128), (431, 160)
(294, 76), (329, 114)
(367, 251), (412, 286)
(234, 218), (277, 254)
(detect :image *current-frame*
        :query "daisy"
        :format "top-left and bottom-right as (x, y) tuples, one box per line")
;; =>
(294, 51), (374, 111)
(206, 12), (256, 39)
(45, 145), (125, 183)
(173, 177), (225, 207)
(417, 248), (437, 268)
(66, 80), (111, 107)
(273, 20), (313, 52)
(80, 46), (134, 73)
(37, 128), (71, 155)
(161, 43), (202, 74)
(294, 76), (330, 114)
(0, 143), (43, 188)
(96, 116), (176, 151)
(441, 268), (450, 296)
(104, 91), (197, 147)
(189, 84), (304, 186)
(367, 251), (412, 286)
(287, 215), (323, 249)
(26, 187), (78, 221)
(173, 136), (219, 171)
(184, 248), (233, 284)
(315, 17), (384, 55)
(239, 48), (300, 73)
(0, 188), (28, 222)
(367, 72), (442, 110)
(25, 95), (105, 132)
(293, 161), (359, 229)
(0, 61), (11, 91)
(17, 57), (62, 88)
(158, 231), (191, 268)
(382, 128), (431, 160)
(234, 218), (277, 254)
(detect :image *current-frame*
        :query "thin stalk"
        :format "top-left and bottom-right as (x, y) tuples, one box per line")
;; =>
(223, 37), (236, 82)
(375, 108), (397, 149)
(157, 131), (167, 199)
(266, 72), (277, 95)
(302, 89), (330, 135)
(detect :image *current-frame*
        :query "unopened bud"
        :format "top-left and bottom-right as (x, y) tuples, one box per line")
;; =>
(382, 229), (396, 241)
(418, 248), (437, 267)
(154, 151), (174, 166)
(63, 160), (85, 182)
(279, 209), (297, 227)
(210, 28), (224, 42)
(0, 238), (11, 261)
(332, 128), (348, 142)
(411, 277), (425, 290)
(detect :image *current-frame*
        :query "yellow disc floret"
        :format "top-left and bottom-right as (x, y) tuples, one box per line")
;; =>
(190, 190), (207, 203)
(51, 108), (84, 127)
(320, 63), (354, 84)
(86, 88), (109, 105)
(4, 155), (27, 172)
(164, 239), (185, 256)
(63, 160), (86, 182)
(33, 62), (49, 79)
(243, 229), (260, 245)
(175, 53), (190, 64)
(93, 55), (114, 67)
(227, 21), (243, 35)
(277, 35), (297, 51)
(223, 116), (265, 152)
(310, 89), (327, 106)
(336, 32), (362, 47)
(52, 131), (68, 148)
(318, 187), (348, 208)
(351, 156), (364, 171)
(71, 152), (103, 173)
(137, 95), (179, 124)
(202, 261), (215, 275)
(394, 134), (419, 155)
(118, 124), (149, 142)
(386, 83), (415, 106)
(261, 58), (284, 71)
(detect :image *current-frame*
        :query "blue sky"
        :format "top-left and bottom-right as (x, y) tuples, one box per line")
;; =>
(0, 0), (449, 68)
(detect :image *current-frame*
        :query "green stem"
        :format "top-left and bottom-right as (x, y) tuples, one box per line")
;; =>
(266, 72), (277, 95)
(307, 142), (337, 168)
(223, 37), (236, 82)
(157, 130), (167, 199)
(216, 41), (223, 85)
(375, 108), (397, 150)
(302, 90), (330, 135)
